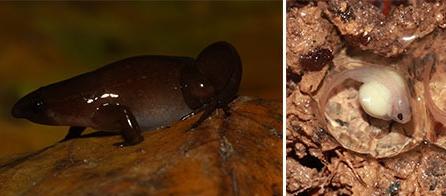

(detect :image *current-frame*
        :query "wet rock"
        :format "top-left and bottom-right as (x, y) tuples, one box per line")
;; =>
(0, 97), (282, 195)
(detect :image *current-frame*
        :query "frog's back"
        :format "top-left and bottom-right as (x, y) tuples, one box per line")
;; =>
(46, 56), (193, 93)
(99, 56), (196, 129)
(42, 55), (195, 129)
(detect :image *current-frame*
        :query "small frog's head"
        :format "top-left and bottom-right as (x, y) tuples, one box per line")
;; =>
(195, 41), (242, 107)
(11, 88), (58, 125)
(391, 96), (412, 124)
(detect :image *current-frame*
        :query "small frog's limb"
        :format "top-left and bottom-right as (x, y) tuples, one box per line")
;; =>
(61, 126), (86, 141)
(92, 104), (143, 146)
(190, 99), (218, 129)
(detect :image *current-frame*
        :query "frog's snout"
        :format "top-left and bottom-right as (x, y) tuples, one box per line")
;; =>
(11, 100), (25, 118)
(11, 91), (46, 119)
(12, 97), (33, 119)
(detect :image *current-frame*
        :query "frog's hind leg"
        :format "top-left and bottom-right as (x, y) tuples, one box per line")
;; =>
(92, 104), (144, 146)
(61, 126), (86, 142)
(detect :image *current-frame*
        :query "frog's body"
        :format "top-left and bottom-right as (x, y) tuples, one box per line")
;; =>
(11, 42), (242, 146)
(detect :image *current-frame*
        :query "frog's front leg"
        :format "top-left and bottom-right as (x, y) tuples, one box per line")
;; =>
(92, 104), (144, 146)
(61, 126), (86, 141)
(189, 98), (234, 129)
(190, 99), (218, 129)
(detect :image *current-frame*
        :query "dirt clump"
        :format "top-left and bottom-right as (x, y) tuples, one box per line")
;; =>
(287, 0), (446, 195)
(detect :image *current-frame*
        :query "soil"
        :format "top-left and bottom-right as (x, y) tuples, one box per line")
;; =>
(287, 0), (446, 195)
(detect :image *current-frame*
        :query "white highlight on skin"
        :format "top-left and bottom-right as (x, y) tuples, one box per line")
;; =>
(100, 93), (119, 99)
(86, 93), (119, 104)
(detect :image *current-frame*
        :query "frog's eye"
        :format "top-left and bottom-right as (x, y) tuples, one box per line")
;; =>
(195, 41), (242, 98)
(32, 98), (46, 114)
(397, 113), (403, 121)
(180, 65), (216, 109)
(12, 92), (46, 118)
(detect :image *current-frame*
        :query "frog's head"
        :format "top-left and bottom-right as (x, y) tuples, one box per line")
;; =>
(12, 88), (58, 125)
(391, 92), (412, 124)
(195, 41), (242, 107)
(180, 64), (216, 109)
(181, 42), (242, 109)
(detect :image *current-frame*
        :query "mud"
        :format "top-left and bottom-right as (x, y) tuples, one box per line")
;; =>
(287, 0), (446, 195)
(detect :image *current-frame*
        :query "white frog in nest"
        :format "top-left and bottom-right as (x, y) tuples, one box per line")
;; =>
(315, 53), (445, 158)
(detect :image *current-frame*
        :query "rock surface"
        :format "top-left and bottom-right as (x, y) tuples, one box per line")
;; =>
(0, 97), (282, 195)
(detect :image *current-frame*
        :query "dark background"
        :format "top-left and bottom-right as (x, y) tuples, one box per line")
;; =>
(0, 2), (282, 157)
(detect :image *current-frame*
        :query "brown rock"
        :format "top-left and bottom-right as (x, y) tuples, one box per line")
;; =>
(0, 97), (282, 195)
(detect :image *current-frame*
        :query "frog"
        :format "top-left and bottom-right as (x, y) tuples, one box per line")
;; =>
(11, 41), (242, 146)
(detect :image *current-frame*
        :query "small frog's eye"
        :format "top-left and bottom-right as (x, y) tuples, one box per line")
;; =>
(397, 113), (403, 121)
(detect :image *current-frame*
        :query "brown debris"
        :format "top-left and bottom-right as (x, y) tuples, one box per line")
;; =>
(287, 89), (314, 121)
(299, 48), (334, 71)
(286, 5), (341, 74)
(288, 0), (446, 195)
(0, 97), (282, 195)
(324, 0), (446, 57)
(286, 158), (320, 193)
(298, 65), (328, 94)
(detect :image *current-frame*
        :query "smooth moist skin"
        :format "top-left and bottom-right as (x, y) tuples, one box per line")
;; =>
(319, 63), (411, 124)
(358, 80), (392, 119)
(11, 42), (242, 146)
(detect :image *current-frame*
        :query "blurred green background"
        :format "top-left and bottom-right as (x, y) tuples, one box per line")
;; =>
(0, 2), (282, 157)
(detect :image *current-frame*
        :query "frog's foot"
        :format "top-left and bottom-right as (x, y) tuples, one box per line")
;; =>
(60, 126), (86, 142)
(188, 100), (218, 131)
(113, 134), (144, 147)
